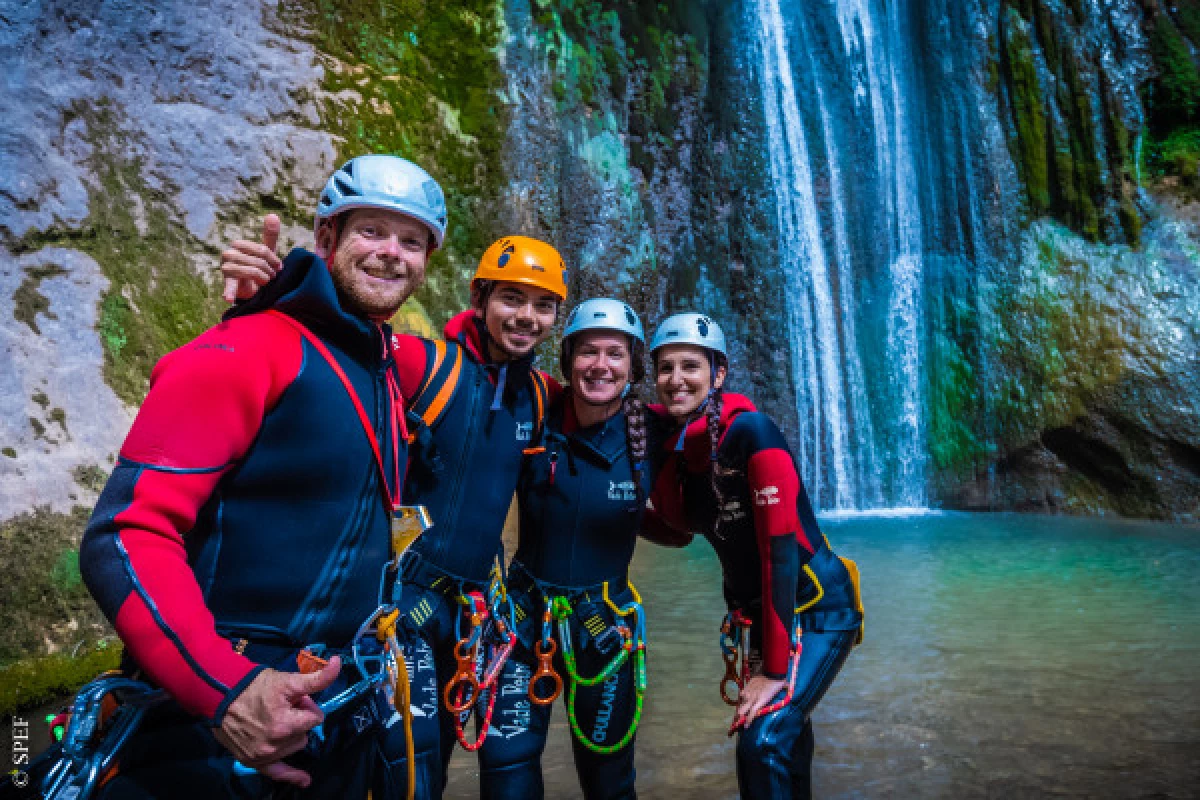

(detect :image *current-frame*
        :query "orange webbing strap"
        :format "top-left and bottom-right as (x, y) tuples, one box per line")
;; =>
(416, 340), (449, 399)
(420, 344), (462, 429)
(523, 371), (549, 456)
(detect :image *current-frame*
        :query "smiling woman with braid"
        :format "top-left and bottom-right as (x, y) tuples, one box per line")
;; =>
(640, 312), (864, 800)
(477, 298), (655, 800)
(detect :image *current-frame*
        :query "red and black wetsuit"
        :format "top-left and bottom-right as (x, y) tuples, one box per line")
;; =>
(80, 249), (403, 796)
(644, 392), (861, 800)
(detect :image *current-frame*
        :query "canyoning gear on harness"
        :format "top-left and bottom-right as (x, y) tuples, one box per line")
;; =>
(39, 676), (168, 800)
(441, 565), (519, 752)
(528, 606), (563, 706)
(726, 619), (804, 737)
(559, 297), (647, 384)
(548, 581), (648, 755)
(648, 311), (727, 358)
(720, 610), (754, 707)
(472, 236), (568, 301)
(315, 154), (448, 247)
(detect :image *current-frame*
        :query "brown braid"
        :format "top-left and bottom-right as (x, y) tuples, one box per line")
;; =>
(623, 392), (648, 505)
(707, 389), (727, 537)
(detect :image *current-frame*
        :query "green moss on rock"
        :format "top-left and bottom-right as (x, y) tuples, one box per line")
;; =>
(12, 102), (225, 405)
(277, 0), (510, 330)
(0, 641), (122, 717)
(1002, 7), (1051, 214)
(0, 507), (109, 669)
(12, 265), (67, 335)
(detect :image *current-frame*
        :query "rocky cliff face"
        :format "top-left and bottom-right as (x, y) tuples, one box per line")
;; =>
(1, 0), (1198, 681)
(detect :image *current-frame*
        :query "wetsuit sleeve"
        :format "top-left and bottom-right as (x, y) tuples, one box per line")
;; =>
(639, 503), (694, 547)
(390, 331), (431, 405)
(738, 413), (815, 679)
(79, 315), (303, 723)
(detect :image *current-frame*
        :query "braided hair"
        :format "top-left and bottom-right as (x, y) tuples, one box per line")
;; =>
(706, 385), (729, 537)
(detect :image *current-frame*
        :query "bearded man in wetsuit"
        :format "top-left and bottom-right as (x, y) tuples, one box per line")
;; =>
(79, 154), (446, 798)
(222, 221), (568, 797)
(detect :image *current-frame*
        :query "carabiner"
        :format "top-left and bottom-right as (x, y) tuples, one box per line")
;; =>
(528, 637), (563, 706)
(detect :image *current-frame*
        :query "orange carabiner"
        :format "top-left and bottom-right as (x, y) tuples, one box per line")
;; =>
(528, 638), (562, 706)
(719, 646), (743, 706)
(443, 637), (481, 714)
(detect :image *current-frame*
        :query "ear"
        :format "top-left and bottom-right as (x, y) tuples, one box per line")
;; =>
(314, 222), (336, 260)
(713, 365), (728, 391)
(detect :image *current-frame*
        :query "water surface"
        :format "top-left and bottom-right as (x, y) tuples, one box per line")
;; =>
(447, 512), (1200, 797)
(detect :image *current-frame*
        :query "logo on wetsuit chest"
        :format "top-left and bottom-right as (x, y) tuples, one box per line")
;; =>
(515, 421), (533, 441)
(608, 480), (638, 501)
(754, 486), (781, 506)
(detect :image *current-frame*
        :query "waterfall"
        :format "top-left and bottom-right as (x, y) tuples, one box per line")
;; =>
(752, 0), (854, 510)
(751, 0), (927, 510)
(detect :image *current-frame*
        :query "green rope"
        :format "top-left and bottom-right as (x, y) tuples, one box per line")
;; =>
(549, 594), (648, 754)
(565, 648), (646, 755)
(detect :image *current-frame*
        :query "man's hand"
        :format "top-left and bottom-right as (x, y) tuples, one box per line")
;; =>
(221, 214), (282, 303)
(214, 655), (341, 788)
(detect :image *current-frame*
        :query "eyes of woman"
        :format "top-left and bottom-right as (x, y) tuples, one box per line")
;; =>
(656, 358), (705, 376)
(577, 345), (629, 361)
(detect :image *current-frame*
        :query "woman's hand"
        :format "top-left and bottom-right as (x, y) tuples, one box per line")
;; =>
(731, 674), (787, 731)
(221, 214), (282, 303)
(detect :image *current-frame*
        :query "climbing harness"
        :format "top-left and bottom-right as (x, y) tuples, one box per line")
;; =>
(443, 566), (519, 752)
(549, 581), (648, 755)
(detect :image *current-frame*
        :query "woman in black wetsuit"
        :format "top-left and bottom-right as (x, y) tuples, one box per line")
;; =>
(642, 312), (863, 800)
(476, 298), (653, 800)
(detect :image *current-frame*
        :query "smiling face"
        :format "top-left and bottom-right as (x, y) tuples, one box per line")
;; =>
(478, 281), (559, 360)
(318, 209), (431, 318)
(654, 344), (727, 422)
(569, 331), (632, 408)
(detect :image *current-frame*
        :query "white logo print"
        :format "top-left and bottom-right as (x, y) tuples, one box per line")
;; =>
(515, 421), (533, 441)
(608, 480), (638, 501)
(754, 486), (781, 506)
(720, 499), (748, 522)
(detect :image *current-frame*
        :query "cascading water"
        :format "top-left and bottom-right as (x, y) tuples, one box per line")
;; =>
(751, 0), (927, 510)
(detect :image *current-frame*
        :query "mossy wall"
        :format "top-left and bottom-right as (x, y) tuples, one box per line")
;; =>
(996, 0), (1141, 244)
(274, 0), (510, 332)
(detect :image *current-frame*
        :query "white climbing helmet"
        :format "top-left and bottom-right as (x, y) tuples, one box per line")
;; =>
(315, 155), (448, 248)
(560, 297), (646, 380)
(649, 312), (727, 359)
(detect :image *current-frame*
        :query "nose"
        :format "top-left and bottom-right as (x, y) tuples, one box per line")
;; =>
(515, 302), (536, 323)
(377, 234), (402, 260)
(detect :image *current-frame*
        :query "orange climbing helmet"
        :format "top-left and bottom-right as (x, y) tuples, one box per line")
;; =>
(473, 236), (568, 302)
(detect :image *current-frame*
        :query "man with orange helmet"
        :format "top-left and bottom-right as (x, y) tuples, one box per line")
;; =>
(221, 220), (568, 798)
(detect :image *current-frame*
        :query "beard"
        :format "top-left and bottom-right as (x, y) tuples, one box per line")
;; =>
(328, 251), (420, 319)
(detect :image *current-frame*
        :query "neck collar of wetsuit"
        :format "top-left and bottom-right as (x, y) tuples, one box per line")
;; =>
(222, 247), (388, 365)
(649, 391), (757, 467)
(442, 310), (537, 412)
(555, 392), (625, 466)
